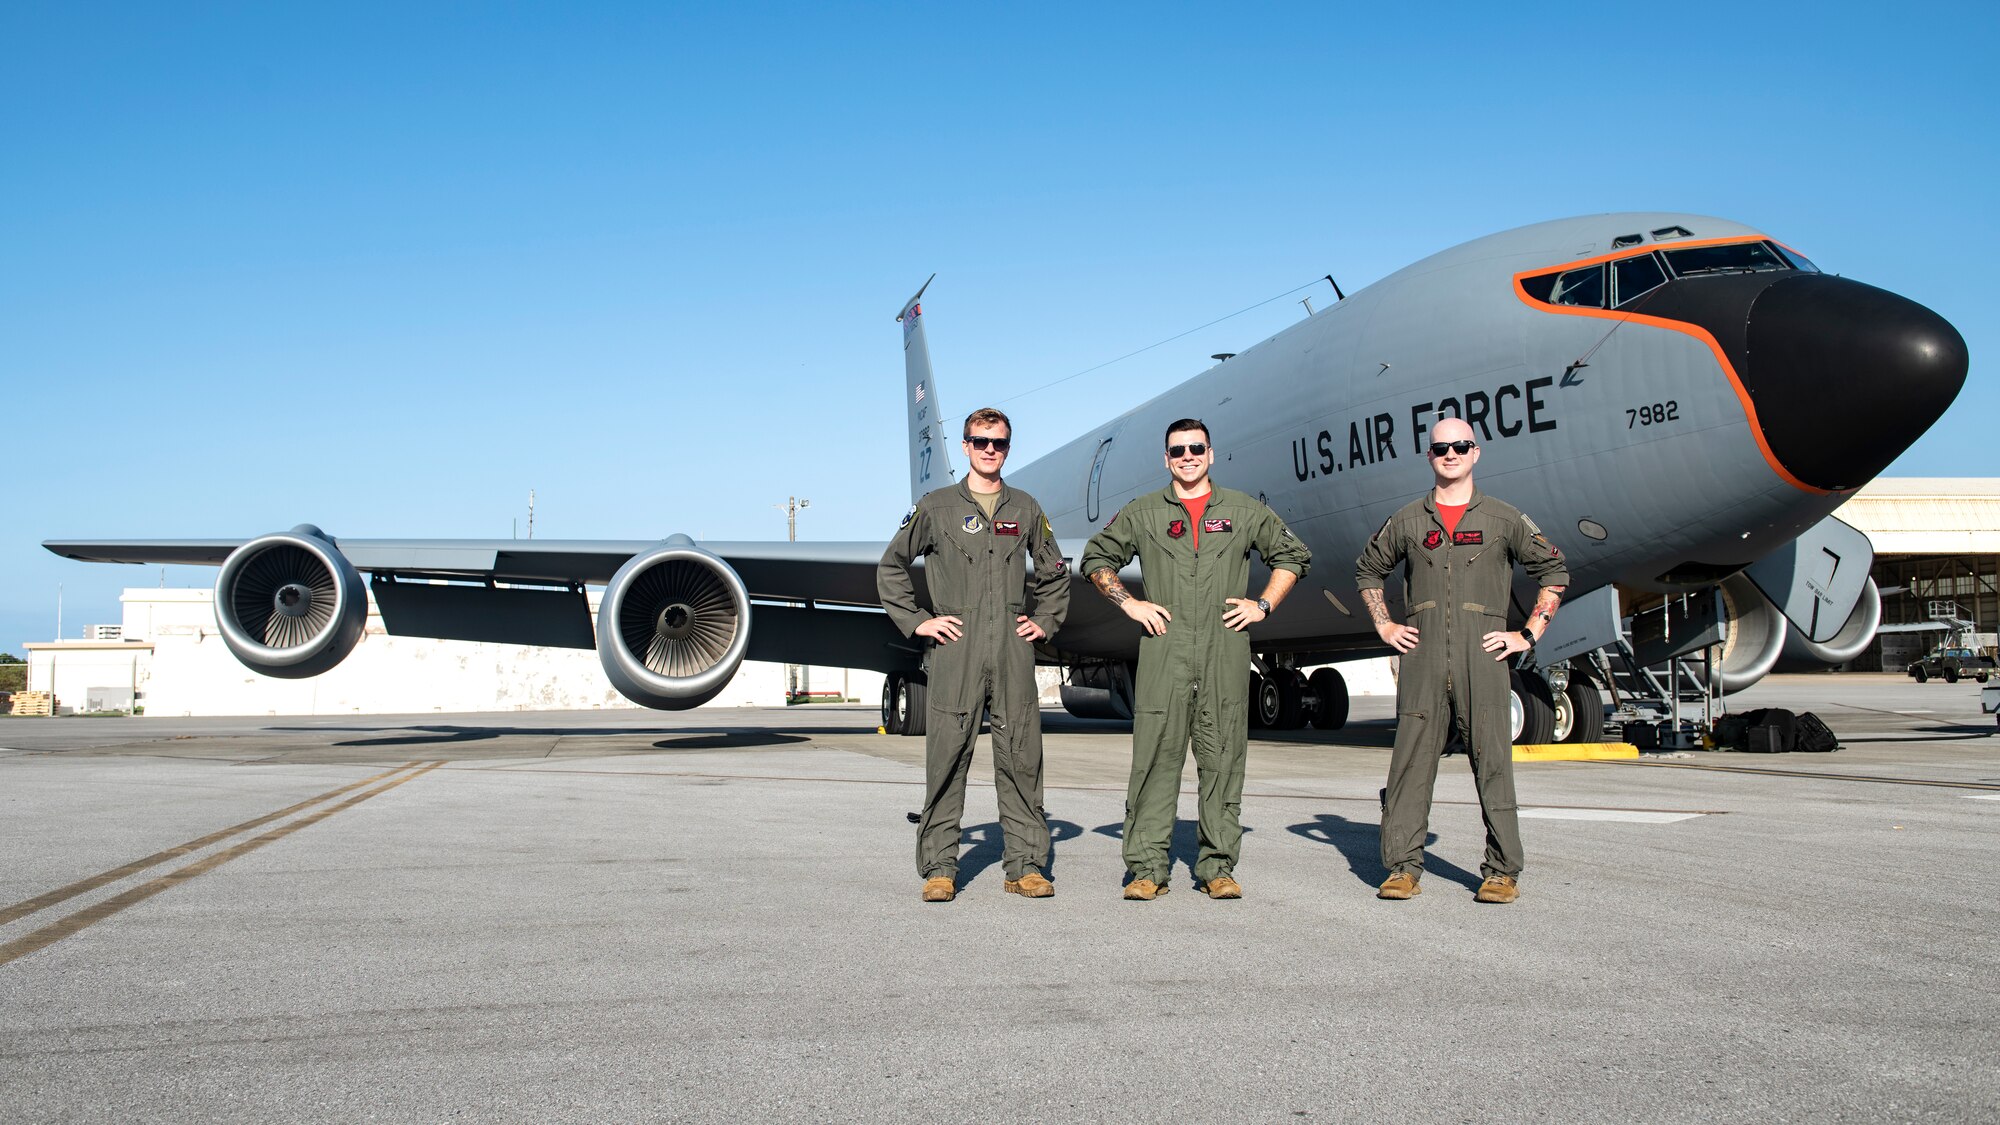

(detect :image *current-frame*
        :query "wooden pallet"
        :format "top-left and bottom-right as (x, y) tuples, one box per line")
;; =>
(9, 691), (54, 717)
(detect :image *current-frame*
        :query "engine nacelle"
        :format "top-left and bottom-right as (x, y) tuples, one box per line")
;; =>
(597, 537), (752, 710)
(1711, 571), (1789, 694)
(1777, 578), (1883, 670)
(214, 525), (368, 679)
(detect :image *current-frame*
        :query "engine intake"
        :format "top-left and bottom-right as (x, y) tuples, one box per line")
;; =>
(597, 537), (752, 710)
(214, 525), (367, 679)
(1711, 571), (1789, 694)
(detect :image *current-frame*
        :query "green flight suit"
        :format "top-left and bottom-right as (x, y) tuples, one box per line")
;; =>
(878, 479), (1070, 883)
(1080, 485), (1311, 886)
(1353, 489), (1569, 881)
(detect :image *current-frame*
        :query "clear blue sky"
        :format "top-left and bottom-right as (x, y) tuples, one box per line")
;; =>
(4, 2), (1995, 653)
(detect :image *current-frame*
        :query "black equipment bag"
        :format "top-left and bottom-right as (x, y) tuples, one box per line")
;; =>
(1794, 711), (1839, 753)
(1740, 707), (1798, 753)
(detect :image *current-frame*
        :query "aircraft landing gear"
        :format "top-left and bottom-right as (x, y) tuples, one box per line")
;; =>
(883, 672), (927, 736)
(1251, 667), (1310, 729)
(1510, 667), (1556, 745)
(1252, 663), (1347, 731)
(1307, 667), (1349, 730)
(1552, 674), (1605, 743)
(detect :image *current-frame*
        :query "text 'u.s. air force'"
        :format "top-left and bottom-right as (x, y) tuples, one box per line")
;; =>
(1290, 376), (1559, 481)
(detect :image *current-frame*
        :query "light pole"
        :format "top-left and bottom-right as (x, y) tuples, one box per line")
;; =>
(773, 497), (811, 700)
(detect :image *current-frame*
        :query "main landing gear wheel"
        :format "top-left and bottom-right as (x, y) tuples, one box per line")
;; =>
(1249, 673), (1272, 729)
(1308, 668), (1349, 730)
(1510, 668), (1556, 746)
(1272, 669), (1307, 729)
(1553, 677), (1605, 743)
(883, 672), (927, 737)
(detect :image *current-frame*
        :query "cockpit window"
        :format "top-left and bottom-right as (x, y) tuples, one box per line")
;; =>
(1662, 241), (1790, 277)
(1771, 242), (1820, 273)
(1613, 253), (1668, 307)
(1546, 264), (1604, 308)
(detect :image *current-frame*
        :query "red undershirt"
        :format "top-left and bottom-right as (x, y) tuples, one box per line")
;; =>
(1182, 491), (1211, 547)
(1437, 502), (1467, 538)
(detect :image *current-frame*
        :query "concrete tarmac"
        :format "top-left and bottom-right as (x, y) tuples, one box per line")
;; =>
(2, 674), (1995, 1123)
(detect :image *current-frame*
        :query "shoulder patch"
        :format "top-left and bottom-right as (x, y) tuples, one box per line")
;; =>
(1371, 517), (1391, 543)
(1522, 514), (1542, 536)
(1107, 506), (1123, 527)
(1041, 515), (1055, 540)
(898, 506), (916, 530)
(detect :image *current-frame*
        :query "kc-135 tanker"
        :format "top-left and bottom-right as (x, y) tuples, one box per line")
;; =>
(47, 214), (1968, 743)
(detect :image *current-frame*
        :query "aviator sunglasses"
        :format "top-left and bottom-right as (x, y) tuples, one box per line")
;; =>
(1166, 443), (1210, 458)
(1428, 440), (1477, 457)
(965, 436), (1011, 452)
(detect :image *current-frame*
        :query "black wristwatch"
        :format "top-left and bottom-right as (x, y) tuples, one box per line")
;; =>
(1518, 627), (1536, 648)
(1256, 598), (1272, 615)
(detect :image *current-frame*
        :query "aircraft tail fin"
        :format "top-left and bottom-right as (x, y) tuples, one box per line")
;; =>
(898, 275), (955, 503)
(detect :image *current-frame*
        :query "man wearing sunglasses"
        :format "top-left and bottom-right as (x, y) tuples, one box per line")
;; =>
(879, 408), (1071, 903)
(1081, 419), (1311, 901)
(1353, 416), (1569, 905)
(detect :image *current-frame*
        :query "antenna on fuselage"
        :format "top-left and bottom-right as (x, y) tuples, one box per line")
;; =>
(1325, 274), (1345, 301)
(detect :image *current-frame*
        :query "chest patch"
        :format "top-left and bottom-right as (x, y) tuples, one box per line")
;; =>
(1168, 519), (1187, 539)
(1203, 518), (1232, 534)
(1423, 529), (1444, 550)
(962, 515), (984, 534)
(1453, 530), (1483, 546)
(994, 521), (1020, 536)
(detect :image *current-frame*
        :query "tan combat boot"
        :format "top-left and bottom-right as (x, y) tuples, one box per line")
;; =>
(1122, 878), (1169, 901)
(1202, 875), (1243, 899)
(921, 876), (956, 903)
(1377, 871), (1421, 899)
(1004, 872), (1054, 898)
(1474, 875), (1519, 904)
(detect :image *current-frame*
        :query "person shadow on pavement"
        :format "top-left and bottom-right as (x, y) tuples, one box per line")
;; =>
(1287, 812), (1483, 892)
(956, 819), (1086, 887)
(1089, 819), (1255, 890)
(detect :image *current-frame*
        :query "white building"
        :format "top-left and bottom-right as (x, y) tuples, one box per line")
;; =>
(28, 588), (884, 718)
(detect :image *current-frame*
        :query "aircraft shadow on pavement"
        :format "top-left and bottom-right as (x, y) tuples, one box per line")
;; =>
(1286, 812), (1483, 892)
(267, 724), (816, 749)
(1834, 725), (1997, 743)
(956, 819), (1086, 885)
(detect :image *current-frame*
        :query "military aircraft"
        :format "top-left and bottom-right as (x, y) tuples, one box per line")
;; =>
(46, 213), (1967, 744)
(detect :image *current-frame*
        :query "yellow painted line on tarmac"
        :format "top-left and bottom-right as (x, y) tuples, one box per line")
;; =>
(0, 761), (445, 967)
(1514, 743), (1640, 763)
(0, 761), (429, 928)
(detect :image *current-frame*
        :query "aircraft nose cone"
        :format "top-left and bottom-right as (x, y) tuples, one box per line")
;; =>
(1745, 274), (1967, 491)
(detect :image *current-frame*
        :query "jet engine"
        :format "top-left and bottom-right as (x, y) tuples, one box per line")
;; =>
(214, 525), (368, 679)
(1777, 578), (1883, 670)
(596, 537), (752, 710)
(1711, 572), (1790, 694)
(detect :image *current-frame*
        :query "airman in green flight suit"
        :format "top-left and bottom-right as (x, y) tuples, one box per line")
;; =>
(878, 408), (1070, 904)
(1354, 416), (1569, 904)
(1082, 418), (1311, 901)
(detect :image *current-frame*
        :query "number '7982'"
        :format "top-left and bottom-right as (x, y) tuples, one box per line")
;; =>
(1627, 400), (1678, 428)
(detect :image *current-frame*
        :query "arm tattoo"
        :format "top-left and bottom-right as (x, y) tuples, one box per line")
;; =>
(1090, 568), (1132, 606)
(1529, 585), (1566, 631)
(1360, 588), (1392, 628)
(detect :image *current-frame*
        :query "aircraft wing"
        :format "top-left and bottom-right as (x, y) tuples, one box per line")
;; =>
(43, 538), (892, 605)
